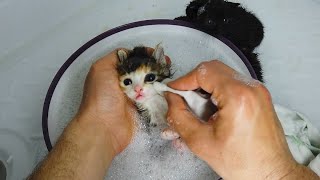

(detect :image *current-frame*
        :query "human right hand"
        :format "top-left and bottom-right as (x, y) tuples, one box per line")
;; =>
(165, 60), (316, 179)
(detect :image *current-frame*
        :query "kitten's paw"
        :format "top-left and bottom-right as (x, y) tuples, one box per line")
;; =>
(161, 129), (180, 140)
(149, 122), (158, 127)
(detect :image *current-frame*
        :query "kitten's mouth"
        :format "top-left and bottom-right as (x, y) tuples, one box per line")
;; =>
(135, 94), (144, 100)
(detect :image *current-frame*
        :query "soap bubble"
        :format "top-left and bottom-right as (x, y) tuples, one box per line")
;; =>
(106, 119), (220, 180)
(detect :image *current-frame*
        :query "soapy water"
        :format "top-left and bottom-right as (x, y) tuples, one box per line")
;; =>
(52, 68), (255, 180)
(53, 70), (220, 180)
(55, 108), (219, 179)
(47, 30), (255, 180)
(50, 43), (252, 179)
(106, 118), (220, 180)
(105, 62), (230, 179)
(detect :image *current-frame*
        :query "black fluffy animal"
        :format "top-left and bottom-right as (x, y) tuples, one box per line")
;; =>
(175, 0), (264, 82)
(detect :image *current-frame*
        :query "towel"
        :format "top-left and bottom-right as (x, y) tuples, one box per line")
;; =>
(275, 104), (320, 176)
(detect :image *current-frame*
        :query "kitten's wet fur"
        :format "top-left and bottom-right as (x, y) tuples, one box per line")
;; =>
(175, 0), (264, 82)
(116, 45), (172, 127)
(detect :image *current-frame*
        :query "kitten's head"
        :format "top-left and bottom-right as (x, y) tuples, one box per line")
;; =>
(116, 45), (172, 103)
(195, 0), (241, 33)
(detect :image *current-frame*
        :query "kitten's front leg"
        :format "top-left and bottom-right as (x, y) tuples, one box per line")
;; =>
(149, 110), (166, 127)
(149, 113), (158, 127)
(147, 95), (168, 127)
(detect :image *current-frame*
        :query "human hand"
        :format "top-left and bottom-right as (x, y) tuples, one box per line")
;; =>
(29, 50), (138, 180)
(165, 60), (301, 179)
(76, 49), (136, 156)
(76, 47), (171, 156)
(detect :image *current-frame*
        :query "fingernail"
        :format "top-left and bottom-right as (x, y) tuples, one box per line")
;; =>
(211, 96), (218, 106)
(211, 113), (217, 120)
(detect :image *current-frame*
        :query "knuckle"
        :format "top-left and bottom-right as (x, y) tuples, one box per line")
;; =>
(89, 63), (100, 74)
(235, 85), (257, 104)
(256, 83), (273, 102)
(91, 62), (98, 69)
(209, 60), (225, 67)
(199, 60), (219, 67)
(197, 61), (210, 69)
(235, 82), (272, 107)
(210, 59), (221, 64)
(256, 83), (270, 94)
(88, 63), (97, 73)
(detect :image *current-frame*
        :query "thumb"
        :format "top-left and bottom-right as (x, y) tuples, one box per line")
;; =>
(165, 92), (206, 140)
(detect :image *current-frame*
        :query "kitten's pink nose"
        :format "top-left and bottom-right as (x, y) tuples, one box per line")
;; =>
(134, 86), (143, 93)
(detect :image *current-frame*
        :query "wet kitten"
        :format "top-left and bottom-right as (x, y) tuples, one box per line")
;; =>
(116, 45), (172, 127)
(175, 0), (264, 82)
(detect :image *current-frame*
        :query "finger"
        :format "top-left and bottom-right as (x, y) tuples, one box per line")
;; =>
(169, 60), (251, 108)
(169, 60), (235, 91)
(165, 92), (206, 139)
(168, 68), (199, 91)
(161, 128), (180, 140)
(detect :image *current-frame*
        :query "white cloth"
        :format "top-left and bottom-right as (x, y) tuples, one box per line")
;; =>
(275, 104), (320, 176)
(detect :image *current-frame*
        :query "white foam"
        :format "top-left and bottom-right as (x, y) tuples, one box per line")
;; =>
(106, 120), (219, 180)
(104, 84), (219, 179)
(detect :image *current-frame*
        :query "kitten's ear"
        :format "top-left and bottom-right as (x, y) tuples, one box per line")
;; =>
(117, 49), (128, 64)
(152, 44), (167, 65)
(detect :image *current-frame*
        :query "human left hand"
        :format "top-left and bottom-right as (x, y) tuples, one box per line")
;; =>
(76, 49), (136, 156)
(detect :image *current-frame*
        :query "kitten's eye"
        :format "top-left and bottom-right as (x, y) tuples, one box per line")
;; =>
(123, 78), (132, 86)
(145, 73), (156, 82)
(206, 19), (216, 26)
(223, 18), (229, 23)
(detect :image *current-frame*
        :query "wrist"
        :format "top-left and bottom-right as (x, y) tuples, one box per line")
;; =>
(71, 114), (116, 163)
(278, 164), (319, 180)
(227, 160), (318, 180)
(31, 114), (116, 179)
(209, 154), (302, 180)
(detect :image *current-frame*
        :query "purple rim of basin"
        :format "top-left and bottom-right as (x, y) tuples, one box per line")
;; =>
(42, 19), (258, 151)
